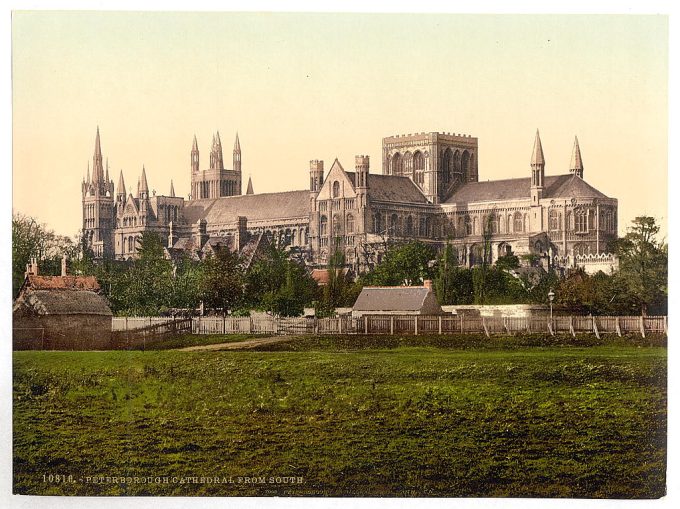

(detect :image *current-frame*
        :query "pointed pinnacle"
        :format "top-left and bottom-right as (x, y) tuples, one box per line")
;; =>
(170, 180), (176, 197)
(531, 129), (545, 166)
(192, 134), (198, 151)
(140, 165), (149, 193)
(234, 132), (241, 152)
(117, 170), (126, 196)
(570, 136), (583, 171)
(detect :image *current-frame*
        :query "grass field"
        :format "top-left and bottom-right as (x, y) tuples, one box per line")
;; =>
(13, 335), (667, 497)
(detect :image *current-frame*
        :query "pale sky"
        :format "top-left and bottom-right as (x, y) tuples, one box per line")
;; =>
(12, 12), (668, 239)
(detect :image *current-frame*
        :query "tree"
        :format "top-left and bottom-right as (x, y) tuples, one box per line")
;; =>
(244, 243), (317, 316)
(201, 247), (244, 315)
(614, 216), (667, 315)
(362, 241), (435, 286)
(12, 213), (80, 297)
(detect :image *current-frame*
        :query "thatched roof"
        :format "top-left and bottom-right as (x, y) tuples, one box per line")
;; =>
(14, 289), (112, 316)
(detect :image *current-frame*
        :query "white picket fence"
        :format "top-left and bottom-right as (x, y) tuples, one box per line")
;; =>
(111, 315), (667, 338)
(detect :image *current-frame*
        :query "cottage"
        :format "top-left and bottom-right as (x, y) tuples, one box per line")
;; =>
(13, 259), (113, 350)
(352, 280), (444, 318)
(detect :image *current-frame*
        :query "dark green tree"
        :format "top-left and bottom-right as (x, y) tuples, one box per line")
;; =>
(114, 232), (174, 315)
(613, 216), (667, 315)
(362, 241), (435, 286)
(201, 247), (244, 316)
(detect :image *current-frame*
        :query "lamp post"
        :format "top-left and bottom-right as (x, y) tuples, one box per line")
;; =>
(548, 289), (555, 323)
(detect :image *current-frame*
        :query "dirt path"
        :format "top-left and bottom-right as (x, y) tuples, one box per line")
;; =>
(179, 336), (294, 351)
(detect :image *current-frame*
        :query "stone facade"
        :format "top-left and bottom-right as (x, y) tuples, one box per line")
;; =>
(82, 128), (618, 273)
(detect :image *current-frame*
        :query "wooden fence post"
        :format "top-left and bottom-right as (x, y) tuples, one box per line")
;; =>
(664, 316), (668, 335)
(639, 316), (646, 339)
(438, 315), (442, 335)
(616, 317), (622, 337)
(338, 317), (342, 334)
(414, 316), (418, 335)
(569, 316), (575, 338)
(460, 315), (464, 334)
(592, 316), (600, 339)
(364, 316), (368, 335)
(504, 318), (510, 335)
(482, 317), (490, 338)
(390, 316), (394, 335)
(548, 319), (554, 336)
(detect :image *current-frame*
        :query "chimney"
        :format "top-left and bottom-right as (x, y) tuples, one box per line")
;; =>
(61, 255), (67, 276)
(423, 279), (433, 291)
(25, 257), (39, 277)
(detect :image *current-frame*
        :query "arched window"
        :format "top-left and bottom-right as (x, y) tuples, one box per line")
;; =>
(413, 151), (425, 186)
(333, 214), (342, 235)
(441, 148), (453, 185)
(406, 215), (414, 236)
(549, 209), (560, 231)
(346, 214), (354, 234)
(332, 181), (340, 198)
(489, 214), (499, 234)
(319, 216), (328, 237)
(464, 215), (472, 236)
(391, 153), (403, 175)
(390, 214), (399, 235)
(461, 150), (470, 181)
(575, 209), (588, 233)
(373, 212), (382, 233)
(514, 212), (523, 233)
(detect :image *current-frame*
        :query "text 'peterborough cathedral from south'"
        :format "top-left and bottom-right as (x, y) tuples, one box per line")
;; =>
(82, 127), (619, 273)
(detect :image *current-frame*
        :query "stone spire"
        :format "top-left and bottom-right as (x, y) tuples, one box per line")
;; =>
(569, 136), (584, 179)
(210, 131), (224, 170)
(170, 179), (176, 197)
(191, 134), (200, 174)
(105, 158), (110, 182)
(117, 170), (126, 199)
(139, 166), (149, 197)
(246, 175), (254, 195)
(92, 126), (104, 183)
(530, 129), (545, 204)
(86, 161), (90, 184)
(530, 129), (545, 166)
(233, 132), (242, 174)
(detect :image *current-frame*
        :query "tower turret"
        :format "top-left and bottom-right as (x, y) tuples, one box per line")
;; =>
(570, 136), (584, 179)
(355, 155), (369, 209)
(309, 160), (324, 194)
(233, 132), (241, 174)
(210, 131), (224, 170)
(82, 127), (115, 258)
(139, 166), (149, 200)
(116, 170), (126, 203)
(170, 179), (176, 197)
(530, 129), (545, 205)
(191, 134), (199, 173)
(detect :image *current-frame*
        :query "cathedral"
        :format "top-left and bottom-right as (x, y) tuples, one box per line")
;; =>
(82, 127), (618, 273)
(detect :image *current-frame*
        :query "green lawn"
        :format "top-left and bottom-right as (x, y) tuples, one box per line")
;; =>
(13, 338), (666, 497)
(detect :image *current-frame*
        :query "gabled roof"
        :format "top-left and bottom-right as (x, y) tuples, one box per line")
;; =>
(344, 172), (429, 204)
(353, 286), (434, 312)
(445, 174), (609, 204)
(183, 190), (310, 224)
(15, 289), (112, 316)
